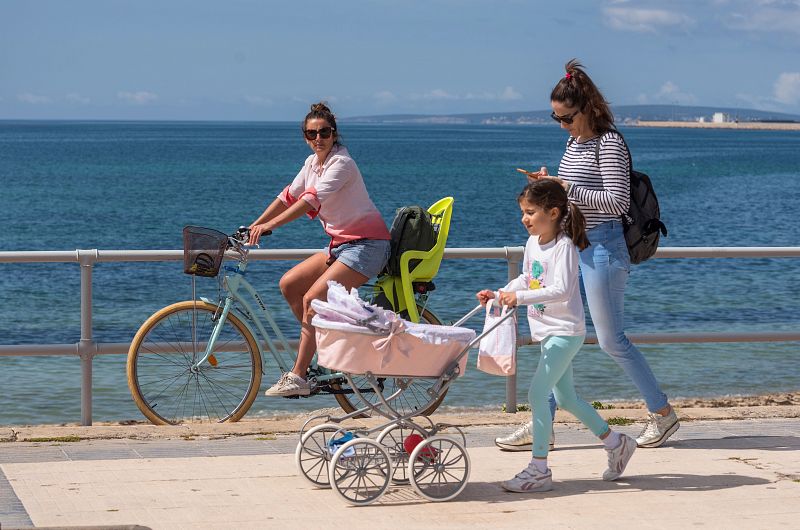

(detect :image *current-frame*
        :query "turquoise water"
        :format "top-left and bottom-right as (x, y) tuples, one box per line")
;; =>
(1, 121), (799, 425)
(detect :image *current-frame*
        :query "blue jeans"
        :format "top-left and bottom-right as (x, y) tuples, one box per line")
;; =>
(546, 220), (668, 416)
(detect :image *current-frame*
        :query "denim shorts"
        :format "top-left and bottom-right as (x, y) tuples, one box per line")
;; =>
(329, 238), (391, 279)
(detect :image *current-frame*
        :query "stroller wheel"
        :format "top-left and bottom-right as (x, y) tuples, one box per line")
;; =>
(408, 435), (471, 502)
(329, 438), (393, 506)
(376, 423), (429, 485)
(295, 423), (340, 488)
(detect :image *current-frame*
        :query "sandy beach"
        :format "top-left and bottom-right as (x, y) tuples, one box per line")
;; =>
(3, 391), (798, 442)
(636, 120), (800, 130)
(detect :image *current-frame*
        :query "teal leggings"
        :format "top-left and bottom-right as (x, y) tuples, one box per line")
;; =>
(529, 335), (610, 458)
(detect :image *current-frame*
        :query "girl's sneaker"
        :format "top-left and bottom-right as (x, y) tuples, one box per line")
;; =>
(501, 463), (553, 493)
(603, 434), (636, 481)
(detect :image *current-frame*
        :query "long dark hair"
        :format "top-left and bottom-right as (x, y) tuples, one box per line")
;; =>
(302, 101), (341, 146)
(518, 179), (590, 251)
(550, 59), (615, 134)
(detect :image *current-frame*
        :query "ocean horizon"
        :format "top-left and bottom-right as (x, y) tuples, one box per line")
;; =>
(1, 120), (798, 425)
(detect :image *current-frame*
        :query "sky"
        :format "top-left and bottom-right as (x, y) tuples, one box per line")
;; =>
(1, 0), (800, 121)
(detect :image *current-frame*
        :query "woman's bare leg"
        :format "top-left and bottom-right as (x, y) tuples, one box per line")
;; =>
(292, 261), (369, 378)
(279, 253), (330, 321)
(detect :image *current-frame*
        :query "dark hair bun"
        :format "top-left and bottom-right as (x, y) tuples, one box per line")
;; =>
(310, 102), (332, 115)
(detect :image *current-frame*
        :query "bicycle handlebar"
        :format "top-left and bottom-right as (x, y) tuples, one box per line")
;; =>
(229, 226), (271, 252)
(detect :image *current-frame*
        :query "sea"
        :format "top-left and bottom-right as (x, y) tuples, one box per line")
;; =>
(1, 120), (798, 425)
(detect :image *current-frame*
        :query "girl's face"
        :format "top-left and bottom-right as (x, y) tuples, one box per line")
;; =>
(519, 198), (560, 238)
(303, 117), (337, 159)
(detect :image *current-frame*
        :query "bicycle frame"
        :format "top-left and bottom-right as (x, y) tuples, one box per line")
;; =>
(191, 248), (349, 386)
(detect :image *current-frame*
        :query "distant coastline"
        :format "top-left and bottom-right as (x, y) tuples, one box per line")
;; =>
(635, 120), (800, 131)
(345, 104), (800, 126)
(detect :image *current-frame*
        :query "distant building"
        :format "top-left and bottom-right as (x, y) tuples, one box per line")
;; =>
(712, 112), (728, 123)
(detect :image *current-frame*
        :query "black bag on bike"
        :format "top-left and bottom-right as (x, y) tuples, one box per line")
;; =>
(383, 205), (437, 276)
(581, 132), (668, 265)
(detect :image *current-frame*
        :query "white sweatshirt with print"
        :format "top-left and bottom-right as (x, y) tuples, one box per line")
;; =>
(502, 234), (586, 342)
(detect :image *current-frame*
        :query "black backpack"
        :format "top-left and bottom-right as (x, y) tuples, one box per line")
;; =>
(580, 131), (668, 265)
(383, 205), (438, 276)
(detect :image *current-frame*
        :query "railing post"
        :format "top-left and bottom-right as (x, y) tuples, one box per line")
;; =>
(77, 249), (98, 426)
(505, 247), (520, 413)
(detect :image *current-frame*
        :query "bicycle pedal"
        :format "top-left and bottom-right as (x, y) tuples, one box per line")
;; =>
(281, 395), (300, 400)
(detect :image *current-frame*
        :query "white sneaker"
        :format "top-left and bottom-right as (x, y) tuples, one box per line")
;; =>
(603, 434), (636, 481)
(501, 463), (553, 493)
(495, 421), (555, 451)
(264, 372), (310, 397)
(636, 408), (680, 448)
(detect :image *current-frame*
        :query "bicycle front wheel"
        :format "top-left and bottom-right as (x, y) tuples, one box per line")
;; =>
(332, 306), (449, 417)
(127, 300), (263, 425)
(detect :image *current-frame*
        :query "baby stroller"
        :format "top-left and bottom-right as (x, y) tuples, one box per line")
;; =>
(294, 282), (515, 505)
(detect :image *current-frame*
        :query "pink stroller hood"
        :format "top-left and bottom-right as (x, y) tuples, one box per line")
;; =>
(312, 282), (476, 377)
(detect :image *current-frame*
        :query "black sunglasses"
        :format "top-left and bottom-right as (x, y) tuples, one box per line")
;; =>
(550, 109), (581, 125)
(303, 127), (335, 140)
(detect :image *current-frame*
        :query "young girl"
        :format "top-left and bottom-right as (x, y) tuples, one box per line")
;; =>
(477, 179), (635, 492)
(248, 102), (391, 397)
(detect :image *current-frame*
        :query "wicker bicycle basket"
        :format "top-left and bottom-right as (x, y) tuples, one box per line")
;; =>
(183, 226), (229, 277)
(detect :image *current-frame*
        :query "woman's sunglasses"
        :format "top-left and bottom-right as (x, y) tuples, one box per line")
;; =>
(550, 109), (581, 125)
(303, 127), (335, 140)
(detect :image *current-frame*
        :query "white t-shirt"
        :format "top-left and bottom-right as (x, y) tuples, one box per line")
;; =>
(502, 233), (585, 341)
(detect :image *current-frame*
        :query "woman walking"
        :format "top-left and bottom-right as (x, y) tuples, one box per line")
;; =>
(496, 60), (679, 451)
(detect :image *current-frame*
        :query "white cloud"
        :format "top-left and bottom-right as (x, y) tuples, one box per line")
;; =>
(736, 71), (800, 111)
(412, 89), (458, 101)
(735, 92), (781, 112)
(66, 93), (90, 104)
(465, 86), (523, 101)
(410, 86), (523, 102)
(773, 72), (800, 104)
(117, 91), (158, 104)
(18, 93), (52, 104)
(373, 90), (398, 104)
(603, 7), (695, 32)
(638, 81), (697, 105)
(499, 86), (523, 101)
(723, 1), (800, 34)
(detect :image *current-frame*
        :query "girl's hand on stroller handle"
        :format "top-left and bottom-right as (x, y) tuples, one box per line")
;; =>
(497, 290), (518, 307)
(476, 289), (496, 306)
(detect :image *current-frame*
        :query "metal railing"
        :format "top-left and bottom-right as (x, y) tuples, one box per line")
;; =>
(1, 246), (799, 425)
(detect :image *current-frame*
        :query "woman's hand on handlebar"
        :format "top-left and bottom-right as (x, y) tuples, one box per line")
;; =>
(248, 222), (272, 245)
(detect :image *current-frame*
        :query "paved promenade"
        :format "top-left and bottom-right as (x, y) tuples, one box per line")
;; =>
(1, 413), (799, 530)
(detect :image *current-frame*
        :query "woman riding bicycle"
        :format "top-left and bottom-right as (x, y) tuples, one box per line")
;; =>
(248, 102), (391, 397)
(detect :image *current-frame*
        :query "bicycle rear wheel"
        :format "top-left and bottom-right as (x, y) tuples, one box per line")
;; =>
(331, 306), (449, 417)
(127, 300), (263, 425)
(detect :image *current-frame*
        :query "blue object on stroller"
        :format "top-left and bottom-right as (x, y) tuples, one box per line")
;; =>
(327, 431), (355, 457)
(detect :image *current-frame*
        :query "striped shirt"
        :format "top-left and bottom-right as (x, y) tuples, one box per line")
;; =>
(559, 131), (630, 229)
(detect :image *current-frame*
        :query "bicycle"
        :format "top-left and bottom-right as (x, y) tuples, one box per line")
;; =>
(127, 199), (454, 425)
